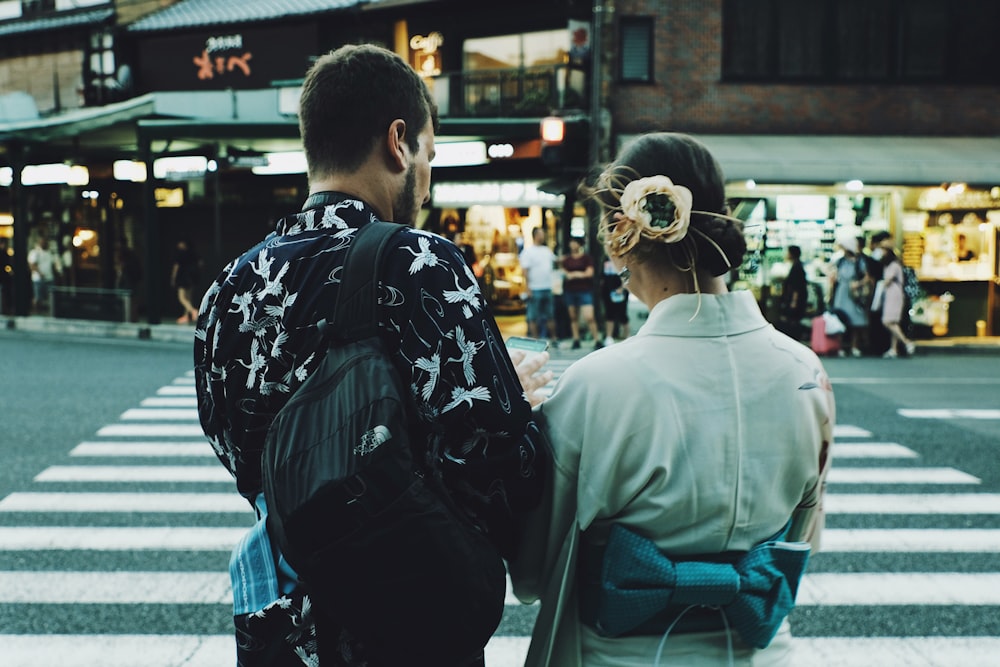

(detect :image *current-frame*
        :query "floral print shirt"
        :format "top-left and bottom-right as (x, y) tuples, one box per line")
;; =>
(194, 192), (546, 666)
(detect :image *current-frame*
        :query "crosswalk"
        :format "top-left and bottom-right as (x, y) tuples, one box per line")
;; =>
(2, 365), (999, 666)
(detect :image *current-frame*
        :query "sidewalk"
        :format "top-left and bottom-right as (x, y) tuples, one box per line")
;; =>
(5, 314), (1000, 355)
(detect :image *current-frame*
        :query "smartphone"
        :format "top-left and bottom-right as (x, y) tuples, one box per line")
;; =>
(506, 336), (550, 353)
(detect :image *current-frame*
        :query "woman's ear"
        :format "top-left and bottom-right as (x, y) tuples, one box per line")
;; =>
(386, 119), (408, 172)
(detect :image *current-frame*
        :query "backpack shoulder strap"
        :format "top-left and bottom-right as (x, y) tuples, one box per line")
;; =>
(328, 221), (406, 342)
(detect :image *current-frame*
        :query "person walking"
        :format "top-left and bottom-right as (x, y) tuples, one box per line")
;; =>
(561, 236), (602, 350)
(27, 230), (61, 314)
(866, 231), (892, 356)
(193, 44), (551, 667)
(827, 233), (870, 356)
(600, 254), (630, 344)
(877, 247), (918, 358)
(510, 132), (834, 667)
(0, 237), (12, 315)
(776, 244), (808, 340)
(519, 226), (557, 341)
(169, 238), (201, 323)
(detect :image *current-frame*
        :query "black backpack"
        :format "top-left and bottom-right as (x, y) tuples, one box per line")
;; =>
(262, 220), (506, 666)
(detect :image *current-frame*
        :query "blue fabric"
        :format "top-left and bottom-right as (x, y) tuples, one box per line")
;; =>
(229, 495), (299, 615)
(597, 524), (810, 649)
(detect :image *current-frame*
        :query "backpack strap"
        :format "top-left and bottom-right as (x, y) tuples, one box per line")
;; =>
(327, 220), (406, 342)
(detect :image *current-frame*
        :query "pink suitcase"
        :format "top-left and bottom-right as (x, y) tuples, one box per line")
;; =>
(810, 315), (842, 356)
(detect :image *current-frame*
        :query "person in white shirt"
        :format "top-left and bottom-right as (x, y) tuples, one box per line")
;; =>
(27, 231), (61, 314)
(519, 226), (557, 340)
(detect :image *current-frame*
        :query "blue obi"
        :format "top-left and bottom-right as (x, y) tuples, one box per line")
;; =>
(581, 523), (810, 649)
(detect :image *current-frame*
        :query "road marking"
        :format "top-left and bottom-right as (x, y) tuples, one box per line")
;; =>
(35, 466), (232, 483)
(0, 527), (246, 550)
(70, 442), (211, 457)
(832, 425), (872, 438)
(172, 377), (195, 385)
(833, 442), (918, 458)
(120, 408), (199, 420)
(833, 377), (1000, 385)
(790, 637), (1000, 667)
(156, 386), (195, 395)
(2, 635), (997, 667)
(3, 570), (998, 606)
(799, 573), (1000, 605)
(141, 397), (197, 407)
(0, 635), (232, 667)
(0, 490), (958, 513)
(826, 493), (1000, 514)
(0, 571), (231, 604)
(899, 408), (1000, 419)
(827, 467), (980, 484)
(97, 424), (204, 436)
(821, 529), (1000, 552)
(0, 492), (247, 513)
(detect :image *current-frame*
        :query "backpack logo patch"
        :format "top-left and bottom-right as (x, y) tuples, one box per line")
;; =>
(355, 424), (391, 455)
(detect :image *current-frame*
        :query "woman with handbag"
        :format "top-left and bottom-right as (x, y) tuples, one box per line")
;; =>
(827, 234), (871, 357)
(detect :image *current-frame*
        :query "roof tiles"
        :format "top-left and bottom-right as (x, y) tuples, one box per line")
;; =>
(126, 0), (366, 32)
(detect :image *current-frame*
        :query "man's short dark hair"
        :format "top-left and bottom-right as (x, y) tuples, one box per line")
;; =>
(871, 231), (891, 244)
(299, 44), (440, 177)
(787, 245), (802, 259)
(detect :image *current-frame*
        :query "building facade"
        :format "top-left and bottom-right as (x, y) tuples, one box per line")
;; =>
(2, 0), (998, 335)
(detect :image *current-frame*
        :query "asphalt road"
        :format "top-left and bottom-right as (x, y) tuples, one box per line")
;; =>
(1, 328), (999, 665)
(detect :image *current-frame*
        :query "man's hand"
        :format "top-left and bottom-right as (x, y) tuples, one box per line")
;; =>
(509, 348), (553, 408)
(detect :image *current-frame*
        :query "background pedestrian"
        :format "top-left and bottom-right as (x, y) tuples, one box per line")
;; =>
(519, 226), (557, 341)
(560, 236), (602, 350)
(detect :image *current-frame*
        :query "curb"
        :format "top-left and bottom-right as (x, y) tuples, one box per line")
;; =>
(3, 316), (196, 345)
(4, 315), (999, 354)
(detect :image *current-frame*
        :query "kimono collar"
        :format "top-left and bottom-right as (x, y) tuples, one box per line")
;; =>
(638, 290), (770, 339)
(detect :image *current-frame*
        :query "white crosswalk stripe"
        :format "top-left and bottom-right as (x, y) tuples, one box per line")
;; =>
(2, 360), (999, 666)
(70, 441), (213, 456)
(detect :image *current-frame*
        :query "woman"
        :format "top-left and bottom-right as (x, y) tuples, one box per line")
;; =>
(878, 247), (917, 358)
(509, 132), (835, 667)
(827, 234), (870, 357)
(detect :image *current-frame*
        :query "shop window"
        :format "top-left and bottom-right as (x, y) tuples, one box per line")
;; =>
(463, 30), (568, 71)
(898, 0), (948, 80)
(835, 0), (891, 80)
(462, 29), (569, 115)
(773, 0), (827, 80)
(618, 17), (653, 83)
(21, 0), (56, 15)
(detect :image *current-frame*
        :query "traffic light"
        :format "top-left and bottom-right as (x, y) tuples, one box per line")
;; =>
(540, 115), (590, 171)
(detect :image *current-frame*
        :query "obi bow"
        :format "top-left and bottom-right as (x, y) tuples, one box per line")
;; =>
(597, 524), (810, 649)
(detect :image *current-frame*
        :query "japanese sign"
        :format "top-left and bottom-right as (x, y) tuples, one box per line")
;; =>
(137, 25), (316, 91)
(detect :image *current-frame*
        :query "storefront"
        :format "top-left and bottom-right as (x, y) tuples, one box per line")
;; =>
(689, 134), (1000, 338)
(430, 179), (569, 313)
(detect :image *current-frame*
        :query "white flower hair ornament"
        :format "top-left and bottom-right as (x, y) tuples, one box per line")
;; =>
(609, 176), (694, 256)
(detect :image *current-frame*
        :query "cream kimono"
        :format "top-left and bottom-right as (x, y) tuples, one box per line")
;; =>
(510, 290), (835, 667)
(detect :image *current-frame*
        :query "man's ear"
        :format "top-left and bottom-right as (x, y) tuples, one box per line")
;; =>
(386, 119), (408, 172)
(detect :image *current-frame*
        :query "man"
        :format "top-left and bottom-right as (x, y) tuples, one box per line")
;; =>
(27, 230), (60, 314)
(561, 236), (602, 349)
(518, 226), (557, 341)
(194, 44), (550, 667)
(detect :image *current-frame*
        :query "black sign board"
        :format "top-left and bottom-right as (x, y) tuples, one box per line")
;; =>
(137, 25), (317, 91)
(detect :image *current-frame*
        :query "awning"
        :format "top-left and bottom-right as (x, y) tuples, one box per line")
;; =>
(687, 135), (1000, 186)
